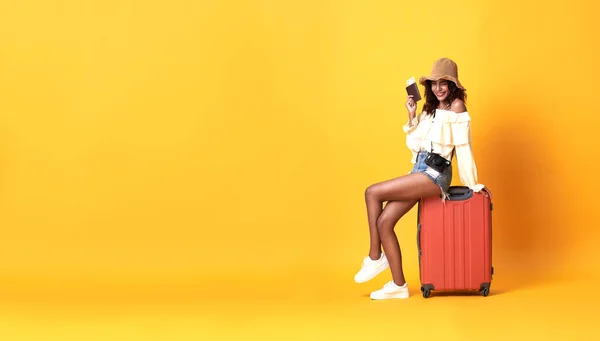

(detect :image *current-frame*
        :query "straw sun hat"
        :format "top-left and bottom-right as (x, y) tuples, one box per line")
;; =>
(419, 58), (465, 90)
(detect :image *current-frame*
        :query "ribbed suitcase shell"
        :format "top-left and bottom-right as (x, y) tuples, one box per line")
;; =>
(417, 186), (493, 298)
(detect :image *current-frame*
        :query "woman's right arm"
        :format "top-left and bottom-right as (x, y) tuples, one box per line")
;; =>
(402, 96), (421, 153)
(405, 95), (418, 128)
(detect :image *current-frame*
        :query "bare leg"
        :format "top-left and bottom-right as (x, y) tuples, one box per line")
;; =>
(375, 200), (417, 285)
(365, 189), (384, 261)
(365, 172), (441, 286)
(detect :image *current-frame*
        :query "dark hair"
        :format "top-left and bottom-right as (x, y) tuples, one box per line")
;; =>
(422, 79), (467, 116)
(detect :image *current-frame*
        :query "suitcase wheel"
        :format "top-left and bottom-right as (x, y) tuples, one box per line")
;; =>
(480, 283), (491, 297)
(421, 285), (433, 298)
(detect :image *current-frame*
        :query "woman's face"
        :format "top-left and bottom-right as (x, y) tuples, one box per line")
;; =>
(430, 79), (449, 103)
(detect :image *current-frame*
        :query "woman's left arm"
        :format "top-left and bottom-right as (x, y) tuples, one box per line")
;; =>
(455, 142), (485, 193)
(450, 108), (485, 193)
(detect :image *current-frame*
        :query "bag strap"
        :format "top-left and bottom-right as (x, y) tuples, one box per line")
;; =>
(428, 114), (455, 161)
(430, 141), (455, 161)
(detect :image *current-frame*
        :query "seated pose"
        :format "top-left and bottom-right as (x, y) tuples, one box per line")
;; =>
(355, 58), (485, 300)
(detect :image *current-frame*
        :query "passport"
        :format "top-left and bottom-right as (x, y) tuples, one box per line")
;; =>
(406, 77), (422, 102)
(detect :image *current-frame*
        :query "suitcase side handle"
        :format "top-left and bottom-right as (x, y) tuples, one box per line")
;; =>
(416, 202), (422, 256)
(417, 222), (422, 256)
(447, 186), (473, 201)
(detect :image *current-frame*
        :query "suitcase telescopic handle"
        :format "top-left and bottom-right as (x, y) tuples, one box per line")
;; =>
(447, 186), (473, 201)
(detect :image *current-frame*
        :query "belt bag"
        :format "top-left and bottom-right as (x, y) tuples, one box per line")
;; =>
(424, 152), (451, 173)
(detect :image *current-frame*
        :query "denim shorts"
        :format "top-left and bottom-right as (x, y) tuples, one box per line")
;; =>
(410, 150), (452, 198)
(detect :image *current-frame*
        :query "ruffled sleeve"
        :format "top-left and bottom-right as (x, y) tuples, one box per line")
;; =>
(402, 113), (423, 156)
(455, 144), (485, 192)
(450, 112), (485, 192)
(403, 115), (419, 133)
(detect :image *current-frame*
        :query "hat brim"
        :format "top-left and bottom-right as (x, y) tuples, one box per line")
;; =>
(419, 75), (465, 90)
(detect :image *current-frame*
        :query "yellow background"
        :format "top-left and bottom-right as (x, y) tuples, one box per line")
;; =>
(0, 0), (599, 340)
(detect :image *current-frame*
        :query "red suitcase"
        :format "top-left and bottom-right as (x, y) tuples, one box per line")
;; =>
(417, 186), (493, 298)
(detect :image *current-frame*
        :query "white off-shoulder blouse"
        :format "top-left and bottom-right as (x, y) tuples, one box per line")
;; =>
(403, 109), (485, 192)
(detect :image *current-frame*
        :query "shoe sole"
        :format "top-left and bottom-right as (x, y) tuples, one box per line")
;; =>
(354, 262), (389, 283)
(370, 292), (410, 300)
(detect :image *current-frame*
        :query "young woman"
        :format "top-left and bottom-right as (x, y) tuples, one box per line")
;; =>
(355, 58), (486, 300)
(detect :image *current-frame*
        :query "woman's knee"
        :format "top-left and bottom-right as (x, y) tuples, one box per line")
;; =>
(376, 214), (395, 234)
(365, 183), (379, 200)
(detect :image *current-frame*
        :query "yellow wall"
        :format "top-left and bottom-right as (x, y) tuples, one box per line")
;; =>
(0, 0), (598, 298)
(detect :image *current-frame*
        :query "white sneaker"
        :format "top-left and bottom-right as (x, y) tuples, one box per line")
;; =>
(354, 253), (389, 283)
(370, 281), (409, 300)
